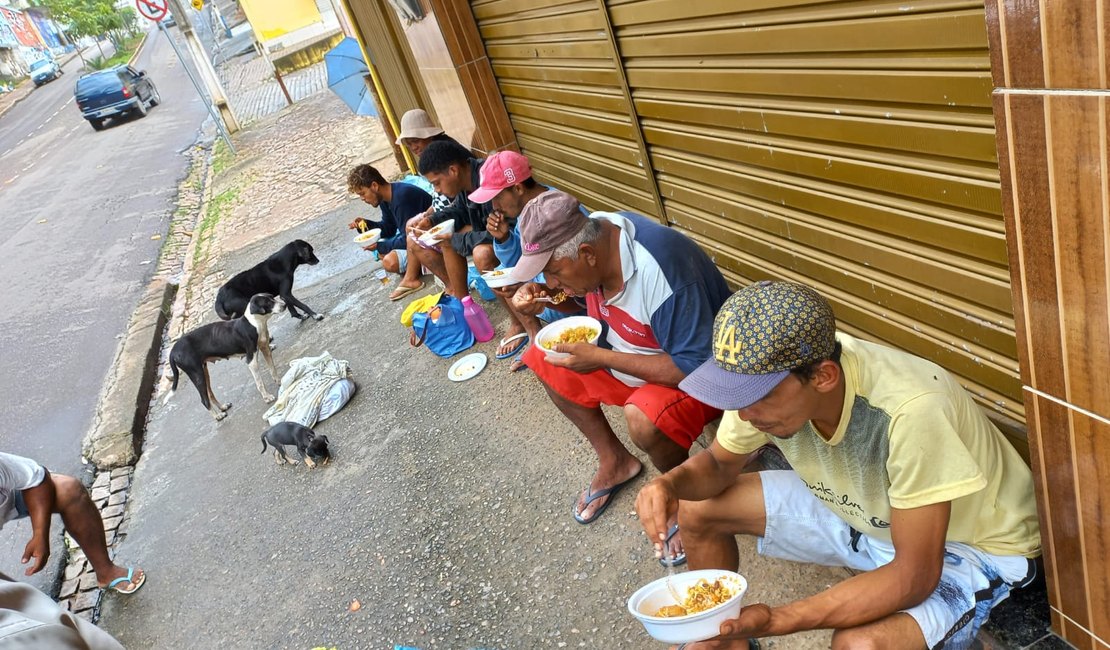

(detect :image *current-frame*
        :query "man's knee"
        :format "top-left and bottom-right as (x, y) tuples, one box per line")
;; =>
(623, 403), (660, 451)
(831, 619), (924, 650)
(678, 474), (767, 538)
(51, 474), (87, 511)
(472, 244), (496, 271)
(382, 252), (399, 274)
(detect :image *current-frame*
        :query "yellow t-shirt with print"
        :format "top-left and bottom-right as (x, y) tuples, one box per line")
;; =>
(716, 333), (1040, 558)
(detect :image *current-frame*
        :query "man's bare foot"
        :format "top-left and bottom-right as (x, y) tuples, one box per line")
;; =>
(574, 460), (643, 524)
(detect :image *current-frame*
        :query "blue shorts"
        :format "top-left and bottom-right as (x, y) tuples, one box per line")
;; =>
(757, 471), (1036, 649)
(393, 248), (408, 274)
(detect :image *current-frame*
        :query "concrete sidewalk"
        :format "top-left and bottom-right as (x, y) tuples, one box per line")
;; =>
(95, 88), (844, 648)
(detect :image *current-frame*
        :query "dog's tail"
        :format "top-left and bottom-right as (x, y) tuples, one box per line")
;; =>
(260, 432), (268, 454)
(162, 356), (180, 406)
(214, 294), (233, 320)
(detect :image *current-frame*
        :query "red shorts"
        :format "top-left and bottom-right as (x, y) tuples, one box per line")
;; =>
(523, 345), (721, 449)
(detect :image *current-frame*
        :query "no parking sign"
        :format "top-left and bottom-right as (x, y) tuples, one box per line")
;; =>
(135, 0), (168, 22)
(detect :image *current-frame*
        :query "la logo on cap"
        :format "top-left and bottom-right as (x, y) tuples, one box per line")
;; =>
(715, 323), (743, 365)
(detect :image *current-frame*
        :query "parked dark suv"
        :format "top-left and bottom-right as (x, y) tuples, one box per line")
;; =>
(74, 65), (160, 131)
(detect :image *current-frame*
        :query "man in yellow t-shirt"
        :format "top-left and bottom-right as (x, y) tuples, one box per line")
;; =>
(635, 281), (1040, 650)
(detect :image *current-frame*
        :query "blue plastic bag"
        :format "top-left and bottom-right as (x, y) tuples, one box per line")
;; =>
(410, 294), (474, 358)
(467, 265), (496, 301)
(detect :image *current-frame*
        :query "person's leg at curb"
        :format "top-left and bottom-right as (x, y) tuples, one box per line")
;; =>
(52, 474), (144, 592)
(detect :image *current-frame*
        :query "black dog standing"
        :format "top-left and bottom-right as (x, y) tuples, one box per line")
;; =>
(164, 293), (285, 421)
(215, 239), (324, 321)
(261, 422), (331, 468)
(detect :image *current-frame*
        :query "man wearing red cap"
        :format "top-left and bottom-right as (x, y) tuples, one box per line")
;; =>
(468, 150), (590, 368)
(509, 191), (730, 561)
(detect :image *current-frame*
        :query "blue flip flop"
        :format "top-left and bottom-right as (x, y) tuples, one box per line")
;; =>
(510, 351), (529, 373)
(106, 566), (146, 594)
(496, 333), (529, 360)
(658, 523), (687, 567)
(574, 466), (643, 524)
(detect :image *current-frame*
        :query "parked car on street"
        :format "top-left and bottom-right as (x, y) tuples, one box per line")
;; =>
(74, 65), (160, 131)
(163, 12), (176, 27)
(30, 58), (62, 86)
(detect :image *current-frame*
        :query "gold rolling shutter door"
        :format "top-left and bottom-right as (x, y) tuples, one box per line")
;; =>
(470, 0), (656, 215)
(472, 0), (1023, 445)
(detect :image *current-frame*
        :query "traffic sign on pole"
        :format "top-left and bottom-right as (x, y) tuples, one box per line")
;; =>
(135, 0), (168, 22)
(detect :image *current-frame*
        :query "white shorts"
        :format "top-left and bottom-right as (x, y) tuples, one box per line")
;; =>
(756, 471), (1036, 649)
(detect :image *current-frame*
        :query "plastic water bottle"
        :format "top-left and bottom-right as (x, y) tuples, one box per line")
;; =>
(460, 296), (495, 342)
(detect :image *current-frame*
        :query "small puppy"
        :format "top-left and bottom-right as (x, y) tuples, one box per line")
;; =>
(214, 239), (323, 321)
(260, 422), (331, 468)
(164, 293), (285, 421)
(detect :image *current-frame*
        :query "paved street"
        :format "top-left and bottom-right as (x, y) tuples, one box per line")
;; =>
(0, 27), (206, 589)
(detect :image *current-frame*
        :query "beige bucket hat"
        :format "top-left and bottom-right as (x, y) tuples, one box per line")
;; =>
(395, 109), (445, 144)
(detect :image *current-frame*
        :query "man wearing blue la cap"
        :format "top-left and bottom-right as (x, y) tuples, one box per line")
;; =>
(635, 281), (1041, 649)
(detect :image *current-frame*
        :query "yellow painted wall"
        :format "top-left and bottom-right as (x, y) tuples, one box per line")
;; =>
(239, 0), (321, 42)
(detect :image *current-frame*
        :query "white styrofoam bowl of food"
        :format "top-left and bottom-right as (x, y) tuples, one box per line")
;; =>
(481, 267), (518, 288)
(627, 569), (748, 645)
(535, 316), (602, 359)
(417, 220), (456, 248)
(353, 228), (381, 246)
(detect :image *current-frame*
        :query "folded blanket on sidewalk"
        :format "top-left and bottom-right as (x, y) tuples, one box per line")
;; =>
(263, 351), (355, 427)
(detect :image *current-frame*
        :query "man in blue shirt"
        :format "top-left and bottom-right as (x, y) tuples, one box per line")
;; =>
(347, 164), (434, 300)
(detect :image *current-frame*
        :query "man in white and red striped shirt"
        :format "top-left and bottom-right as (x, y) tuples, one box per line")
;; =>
(510, 191), (730, 562)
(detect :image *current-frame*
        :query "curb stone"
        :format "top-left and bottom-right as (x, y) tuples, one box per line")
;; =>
(81, 138), (213, 469)
(127, 31), (150, 67)
(80, 280), (175, 469)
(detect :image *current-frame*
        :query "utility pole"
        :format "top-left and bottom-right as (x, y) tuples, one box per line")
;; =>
(164, 0), (239, 133)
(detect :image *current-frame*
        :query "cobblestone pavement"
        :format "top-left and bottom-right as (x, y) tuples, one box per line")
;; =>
(217, 53), (329, 127)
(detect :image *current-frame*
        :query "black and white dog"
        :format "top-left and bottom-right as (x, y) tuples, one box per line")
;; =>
(260, 422), (331, 468)
(164, 293), (285, 421)
(214, 239), (323, 321)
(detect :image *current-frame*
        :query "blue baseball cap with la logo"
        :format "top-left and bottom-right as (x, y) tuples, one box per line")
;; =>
(679, 281), (837, 410)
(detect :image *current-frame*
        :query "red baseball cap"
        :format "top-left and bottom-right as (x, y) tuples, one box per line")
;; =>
(467, 150), (533, 204)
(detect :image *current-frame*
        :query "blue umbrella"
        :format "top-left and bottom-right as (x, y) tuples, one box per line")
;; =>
(325, 37), (379, 116)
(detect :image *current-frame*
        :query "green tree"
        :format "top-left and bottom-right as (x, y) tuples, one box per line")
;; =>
(34, 0), (116, 65)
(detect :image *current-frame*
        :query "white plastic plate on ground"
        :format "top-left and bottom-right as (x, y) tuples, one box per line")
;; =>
(481, 268), (518, 288)
(447, 352), (487, 382)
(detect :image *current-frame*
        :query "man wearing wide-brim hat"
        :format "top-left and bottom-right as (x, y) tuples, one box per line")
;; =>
(635, 281), (1041, 649)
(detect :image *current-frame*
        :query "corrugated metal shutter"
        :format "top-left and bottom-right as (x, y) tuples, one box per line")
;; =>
(471, 0), (1022, 441)
(469, 0), (658, 215)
